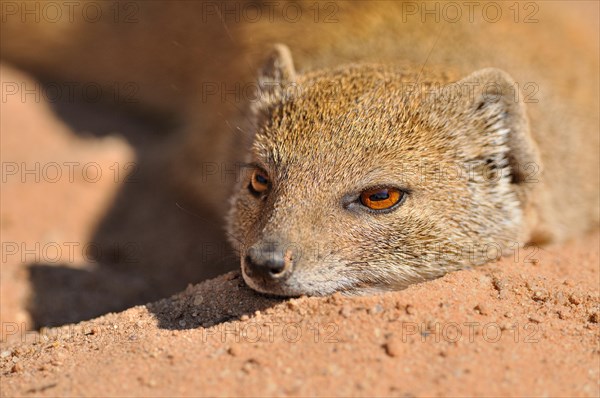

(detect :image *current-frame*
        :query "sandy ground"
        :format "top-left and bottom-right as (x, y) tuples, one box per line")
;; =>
(0, 236), (598, 396)
(1, 59), (599, 395)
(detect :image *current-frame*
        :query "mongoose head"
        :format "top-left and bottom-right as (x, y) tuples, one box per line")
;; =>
(227, 44), (541, 297)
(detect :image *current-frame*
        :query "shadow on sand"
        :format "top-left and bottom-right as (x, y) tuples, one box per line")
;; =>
(27, 88), (238, 329)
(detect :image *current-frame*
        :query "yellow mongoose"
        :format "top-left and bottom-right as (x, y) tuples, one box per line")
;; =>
(2, 1), (598, 295)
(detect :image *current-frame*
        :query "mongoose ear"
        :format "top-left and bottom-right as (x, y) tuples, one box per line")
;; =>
(258, 44), (296, 95)
(450, 68), (542, 185)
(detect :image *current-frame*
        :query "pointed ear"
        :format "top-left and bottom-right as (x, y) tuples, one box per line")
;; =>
(449, 68), (542, 185)
(257, 44), (296, 96)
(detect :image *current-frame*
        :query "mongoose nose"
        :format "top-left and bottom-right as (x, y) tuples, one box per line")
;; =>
(244, 243), (292, 280)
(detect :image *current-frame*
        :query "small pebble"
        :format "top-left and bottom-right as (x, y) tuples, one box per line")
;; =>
(568, 294), (581, 305)
(474, 304), (489, 316)
(86, 327), (98, 336)
(228, 345), (242, 357)
(532, 291), (546, 301)
(529, 315), (543, 324)
(492, 276), (507, 292)
(193, 295), (204, 306)
(384, 336), (403, 357)
(242, 358), (260, 373)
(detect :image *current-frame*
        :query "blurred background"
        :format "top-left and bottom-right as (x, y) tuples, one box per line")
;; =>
(1, 61), (237, 329)
(0, 0), (246, 329)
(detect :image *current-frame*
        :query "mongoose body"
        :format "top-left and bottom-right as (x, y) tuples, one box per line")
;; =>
(2, 1), (598, 295)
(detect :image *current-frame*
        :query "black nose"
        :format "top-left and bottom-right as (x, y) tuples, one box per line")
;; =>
(244, 243), (292, 280)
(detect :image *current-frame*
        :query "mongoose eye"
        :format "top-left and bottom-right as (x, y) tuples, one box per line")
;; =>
(249, 169), (269, 196)
(359, 187), (404, 211)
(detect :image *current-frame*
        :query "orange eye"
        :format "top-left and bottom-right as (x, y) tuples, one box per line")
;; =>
(359, 187), (403, 211)
(249, 169), (269, 195)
